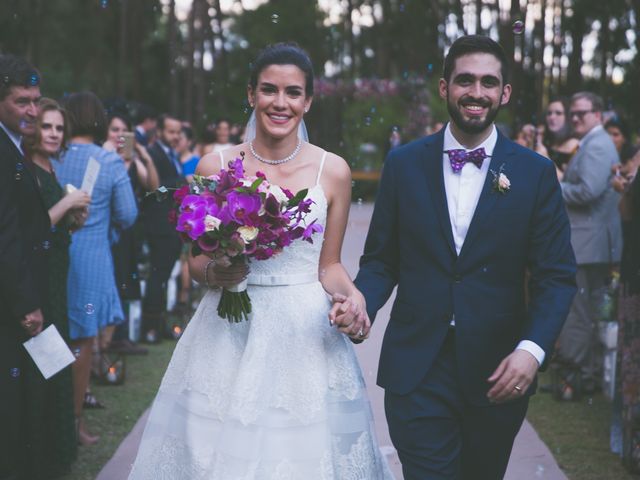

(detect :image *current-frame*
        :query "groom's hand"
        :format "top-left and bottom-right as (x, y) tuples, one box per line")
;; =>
(487, 350), (539, 404)
(328, 293), (371, 340)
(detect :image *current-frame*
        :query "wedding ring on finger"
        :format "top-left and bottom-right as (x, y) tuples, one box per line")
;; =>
(357, 328), (364, 338)
(514, 385), (522, 392)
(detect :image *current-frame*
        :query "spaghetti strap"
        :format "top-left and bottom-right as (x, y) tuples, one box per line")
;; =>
(219, 151), (225, 170)
(316, 151), (327, 185)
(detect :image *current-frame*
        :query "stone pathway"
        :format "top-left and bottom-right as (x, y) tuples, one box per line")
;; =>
(98, 202), (567, 480)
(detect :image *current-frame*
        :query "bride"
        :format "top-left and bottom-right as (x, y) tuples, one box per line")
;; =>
(129, 43), (393, 479)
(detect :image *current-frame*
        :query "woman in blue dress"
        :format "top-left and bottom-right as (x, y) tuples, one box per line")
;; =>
(53, 91), (138, 445)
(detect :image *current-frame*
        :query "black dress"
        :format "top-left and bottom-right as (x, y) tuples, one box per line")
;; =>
(22, 164), (77, 479)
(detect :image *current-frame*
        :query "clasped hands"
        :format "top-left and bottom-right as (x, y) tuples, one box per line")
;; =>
(328, 292), (371, 341)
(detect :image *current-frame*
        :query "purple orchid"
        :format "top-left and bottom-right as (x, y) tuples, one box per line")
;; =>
(301, 220), (324, 243)
(176, 205), (206, 241)
(227, 191), (261, 224)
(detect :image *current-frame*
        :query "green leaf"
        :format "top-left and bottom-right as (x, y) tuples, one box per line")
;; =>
(288, 188), (309, 207)
(250, 177), (264, 192)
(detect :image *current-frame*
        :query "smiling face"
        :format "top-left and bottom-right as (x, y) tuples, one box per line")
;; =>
(38, 109), (65, 156)
(439, 53), (511, 137)
(248, 64), (312, 141)
(0, 85), (41, 136)
(107, 116), (129, 145)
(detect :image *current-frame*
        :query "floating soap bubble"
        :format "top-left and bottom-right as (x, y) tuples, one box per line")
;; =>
(10, 367), (20, 378)
(100, 0), (108, 8)
(364, 116), (372, 127)
(29, 73), (39, 85)
(85, 304), (95, 315)
(271, 14), (279, 24)
(512, 20), (525, 35)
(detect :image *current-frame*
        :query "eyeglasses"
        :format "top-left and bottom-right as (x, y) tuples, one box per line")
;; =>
(569, 110), (595, 119)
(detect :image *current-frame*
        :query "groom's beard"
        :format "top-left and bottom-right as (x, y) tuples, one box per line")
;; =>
(447, 94), (502, 135)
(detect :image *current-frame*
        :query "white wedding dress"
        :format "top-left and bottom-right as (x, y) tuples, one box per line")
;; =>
(129, 153), (393, 479)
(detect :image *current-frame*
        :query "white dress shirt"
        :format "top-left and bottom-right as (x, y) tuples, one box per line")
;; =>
(0, 121), (23, 155)
(442, 123), (545, 366)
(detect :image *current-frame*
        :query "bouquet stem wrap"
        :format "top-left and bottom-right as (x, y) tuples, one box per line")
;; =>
(217, 263), (251, 322)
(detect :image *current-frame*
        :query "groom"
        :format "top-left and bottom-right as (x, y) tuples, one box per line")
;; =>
(337, 35), (577, 479)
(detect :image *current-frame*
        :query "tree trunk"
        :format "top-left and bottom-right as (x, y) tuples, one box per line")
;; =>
(184, 1), (195, 123)
(567, 7), (585, 90)
(168, 0), (179, 116)
(345, 0), (355, 78)
(211, 0), (229, 113)
(194, 0), (208, 125)
(116, 0), (128, 97)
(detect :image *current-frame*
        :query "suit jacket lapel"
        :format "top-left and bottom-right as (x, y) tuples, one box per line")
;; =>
(423, 131), (456, 257)
(0, 127), (50, 215)
(458, 131), (514, 260)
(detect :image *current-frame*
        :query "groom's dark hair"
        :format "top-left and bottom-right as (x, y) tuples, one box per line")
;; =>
(443, 35), (509, 84)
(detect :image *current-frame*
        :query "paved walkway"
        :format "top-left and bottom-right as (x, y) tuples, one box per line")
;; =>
(98, 203), (567, 480)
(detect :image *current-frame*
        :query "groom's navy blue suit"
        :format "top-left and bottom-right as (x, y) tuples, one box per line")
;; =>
(355, 128), (577, 479)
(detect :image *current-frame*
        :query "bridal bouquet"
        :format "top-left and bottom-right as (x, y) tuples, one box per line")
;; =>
(169, 154), (322, 322)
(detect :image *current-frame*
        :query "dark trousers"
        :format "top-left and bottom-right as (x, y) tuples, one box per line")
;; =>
(142, 234), (181, 334)
(0, 336), (26, 480)
(385, 331), (528, 480)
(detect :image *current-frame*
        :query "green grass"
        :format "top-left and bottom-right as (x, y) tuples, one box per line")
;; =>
(527, 373), (637, 480)
(60, 340), (176, 480)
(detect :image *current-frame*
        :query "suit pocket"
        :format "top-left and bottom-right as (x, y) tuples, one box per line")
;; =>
(389, 300), (414, 324)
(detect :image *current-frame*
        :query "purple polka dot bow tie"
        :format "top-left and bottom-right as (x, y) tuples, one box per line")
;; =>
(446, 147), (488, 173)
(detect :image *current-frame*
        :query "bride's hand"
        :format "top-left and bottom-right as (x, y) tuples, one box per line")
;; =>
(329, 292), (371, 340)
(205, 257), (249, 288)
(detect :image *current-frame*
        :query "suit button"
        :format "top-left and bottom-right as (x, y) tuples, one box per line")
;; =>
(454, 275), (462, 283)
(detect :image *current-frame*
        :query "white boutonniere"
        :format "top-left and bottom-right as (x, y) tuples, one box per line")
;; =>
(490, 164), (510, 194)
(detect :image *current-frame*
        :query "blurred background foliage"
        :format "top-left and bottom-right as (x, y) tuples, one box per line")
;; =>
(1, 0), (638, 171)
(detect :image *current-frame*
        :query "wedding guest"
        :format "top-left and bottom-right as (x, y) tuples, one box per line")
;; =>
(23, 98), (91, 477)
(556, 91), (622, 397)
(177, 124), (199, 182)
(175, 125), (200, 318)
(53, 91), (138, 445)
(102, 112), (156, 355)
(0, 53), (48, 480)
(139, 114), (183, 343)
(211, 118), (234, 152)
(536, 96), (580, 171)
(514, 123), (536, 149)
(611, 151), (640, 472)
(198, 123), (217, 157)
(606, 116), (639, 166)
(134, 103), (157, 147)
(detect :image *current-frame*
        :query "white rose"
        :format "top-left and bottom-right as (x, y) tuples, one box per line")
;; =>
(237, 226), (259, 243)
(269, 185), (289, 204)
(498, 173), (510, 190)
(204, 215), (221, 231)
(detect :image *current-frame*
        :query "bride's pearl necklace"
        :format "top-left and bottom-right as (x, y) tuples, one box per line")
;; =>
(249, 138), (302, 165)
